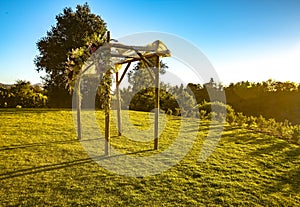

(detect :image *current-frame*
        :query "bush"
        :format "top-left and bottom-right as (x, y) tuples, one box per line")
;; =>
(173, 108), (181, 116)
(196, 101), (235, 122)
(256, 115), (268, 129)
(235, 112), (247, 127)
(246, 116), (257, 129)
(166, 108), (173, 115)
(199, 110), (207, 120)
(228, 109), (300, 145)
(291, 125), (300, 144)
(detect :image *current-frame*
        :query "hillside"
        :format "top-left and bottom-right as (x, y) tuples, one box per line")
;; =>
(0, 109), (299, 206)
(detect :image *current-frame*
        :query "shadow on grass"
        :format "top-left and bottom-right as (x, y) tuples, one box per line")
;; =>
(223, 125), (300, 194)
(0, 149), (153, 180)
(0, 108), (72, 114)
(222, 126), (272, 145)
(269, 166), (300, 194)
(0, 138), (101, 151)
(267, 147), (300, 194)
(248, 141), (290, 156)
(261, 153), (300, 195)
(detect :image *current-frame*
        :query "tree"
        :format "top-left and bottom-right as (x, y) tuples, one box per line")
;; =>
(127, 60), (168, 93)
(35, 3), (107, 107)
(0, 80), (47, 108)
(125, 60), (169, 111)
(0, 86), (9, 107)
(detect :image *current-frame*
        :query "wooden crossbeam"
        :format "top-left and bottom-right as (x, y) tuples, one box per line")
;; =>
(117, 62), (131, 85)
(135, 51), (155, 83)
(109, 43), (156, 52)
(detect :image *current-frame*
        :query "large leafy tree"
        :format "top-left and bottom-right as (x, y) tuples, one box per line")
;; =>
(34, 3), (107, 107)
(127, 60), (167, 93)
(125, 60), (187, 113)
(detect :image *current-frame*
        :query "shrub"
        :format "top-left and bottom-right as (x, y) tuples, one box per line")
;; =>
(196, 101), (233, 121)
(246, 116), (257, 129)
(173, 108), (181, 116)
(256, 115), (268, 129)
(291, 125), (300, 144)
(199, 110), (207, 120)
(166, 108), (172, 115)
(226, 111), (235, 124)
(235, 112), (247, 127)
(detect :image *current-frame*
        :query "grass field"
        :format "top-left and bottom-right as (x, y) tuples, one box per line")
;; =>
(0, 109), (299, 206)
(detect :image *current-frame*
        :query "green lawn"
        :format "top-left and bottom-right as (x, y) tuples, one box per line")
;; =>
(0, 109), (299, 206)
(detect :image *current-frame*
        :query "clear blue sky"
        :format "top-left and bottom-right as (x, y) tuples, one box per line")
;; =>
(1, 0), (300, 85)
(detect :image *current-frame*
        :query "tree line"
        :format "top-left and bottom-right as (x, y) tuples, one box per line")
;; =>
(188, 79), (300, 124)
(118, 77), (300, 125)
(0, 81), (47, 108)
(2, 75), (300, 127)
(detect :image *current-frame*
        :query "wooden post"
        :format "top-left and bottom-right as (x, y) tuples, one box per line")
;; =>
(104, 31), (111, 156)
(76, 78), (82, 140)
(154, 56), (160, 150)
(116, 72), (122, 136)
(105, 111), (110, 155)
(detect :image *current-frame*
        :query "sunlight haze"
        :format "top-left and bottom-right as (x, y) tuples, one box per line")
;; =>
(0, 0), (300, 85)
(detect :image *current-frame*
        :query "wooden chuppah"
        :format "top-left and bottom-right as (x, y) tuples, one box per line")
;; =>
(77, 32), (171, 156)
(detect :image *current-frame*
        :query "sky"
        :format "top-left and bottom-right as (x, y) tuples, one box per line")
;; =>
(0, 0), (300, 85)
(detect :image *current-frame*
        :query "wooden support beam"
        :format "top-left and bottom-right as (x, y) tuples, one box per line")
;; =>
(105, 31), (111, 156)
(116, 72), (122, 136)
(105, 112), (110, 155)
(144, 65), (155, 84)
(135, 51), (154, 67)
(135, 52), (155, 83)
(110, 53), (139, 59)
(114, 58), (139, 65)
(118, 62), (131, 84)
(115, 62), (131, 137)
(76, 78), (82, 140)
(109, 42), (156, 52)
(154, 55), (160, 150)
